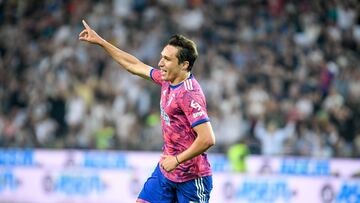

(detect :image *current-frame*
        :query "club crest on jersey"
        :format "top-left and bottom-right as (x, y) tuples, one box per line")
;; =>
(166, 94), (175, 107)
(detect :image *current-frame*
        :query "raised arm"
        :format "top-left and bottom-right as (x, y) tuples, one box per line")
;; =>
(79, 20), (152, 79)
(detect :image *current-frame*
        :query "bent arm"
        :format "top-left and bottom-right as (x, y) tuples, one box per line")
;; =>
(176, 122), (216, 164)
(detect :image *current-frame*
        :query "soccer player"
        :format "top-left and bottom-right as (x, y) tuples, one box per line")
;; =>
(79, 20), (216, 203)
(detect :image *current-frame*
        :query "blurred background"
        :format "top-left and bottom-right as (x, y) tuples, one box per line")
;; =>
(0, 0), (359, 203)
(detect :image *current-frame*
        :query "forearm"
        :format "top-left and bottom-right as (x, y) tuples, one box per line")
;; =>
(79, 20), (152, 78)
(98, 38), (149, 77)
(176, 135), (215, 164)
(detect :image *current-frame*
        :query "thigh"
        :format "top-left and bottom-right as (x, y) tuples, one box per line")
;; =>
(176, 176), (213, 203)
(137, 164), (176, 203)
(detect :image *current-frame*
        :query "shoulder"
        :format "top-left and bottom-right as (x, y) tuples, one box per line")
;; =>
(177, 79), (206, 106)
(178, 79), (202, 99)
(182, 75), (203, 93)
(183, 77), (195, 91)
(150, 68), (165, 86)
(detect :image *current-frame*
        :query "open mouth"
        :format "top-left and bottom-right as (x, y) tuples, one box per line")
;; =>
(160, 69), (167, 75)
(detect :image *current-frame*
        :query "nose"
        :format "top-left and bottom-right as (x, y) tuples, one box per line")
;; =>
(158, 58), (164, 67)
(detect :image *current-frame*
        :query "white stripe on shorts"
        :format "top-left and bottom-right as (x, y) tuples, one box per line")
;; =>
(195, 178), (206, 203)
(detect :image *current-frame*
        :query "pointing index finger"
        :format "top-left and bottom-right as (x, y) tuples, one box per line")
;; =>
(82, 20), (91, 30)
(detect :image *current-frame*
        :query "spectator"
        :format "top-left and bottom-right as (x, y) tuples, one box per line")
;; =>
(254, 119), (295, 156)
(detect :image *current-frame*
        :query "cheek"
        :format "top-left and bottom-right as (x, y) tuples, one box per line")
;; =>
(167, 67), (177, 76)
(165, 61), (173, 67)
(165, 63), (174, 72)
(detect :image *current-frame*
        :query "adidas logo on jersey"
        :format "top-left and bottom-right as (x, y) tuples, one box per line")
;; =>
(184, 79), (193, 91)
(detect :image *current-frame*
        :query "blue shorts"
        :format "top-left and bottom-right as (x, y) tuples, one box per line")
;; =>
(138, 164), (213, 203)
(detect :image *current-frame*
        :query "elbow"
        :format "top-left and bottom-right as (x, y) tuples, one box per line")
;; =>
(205, 137), (216, 148)
(208, 141), (215, 148)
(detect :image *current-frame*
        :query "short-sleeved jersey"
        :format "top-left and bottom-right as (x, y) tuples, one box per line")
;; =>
(150, 68), (212, 183)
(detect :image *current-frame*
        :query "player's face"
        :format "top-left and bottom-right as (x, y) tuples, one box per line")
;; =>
(158, 45), (185, 84)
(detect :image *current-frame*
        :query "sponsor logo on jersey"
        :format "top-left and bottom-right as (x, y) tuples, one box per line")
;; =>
(160, 107), (170, 126)
(193, 111), (205, 118)
(191, 100), (202, 111)
(191, 100), (204, 118)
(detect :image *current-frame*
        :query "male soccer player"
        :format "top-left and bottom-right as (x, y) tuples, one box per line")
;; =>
(79, 20), (216, 203)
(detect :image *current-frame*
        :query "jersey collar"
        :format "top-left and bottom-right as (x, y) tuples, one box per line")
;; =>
(170, 74), (193, 89)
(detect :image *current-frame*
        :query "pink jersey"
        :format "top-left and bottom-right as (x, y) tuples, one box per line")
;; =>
(150, 68), (212, 183)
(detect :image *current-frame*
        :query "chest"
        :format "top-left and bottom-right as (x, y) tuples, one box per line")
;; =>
(160, 86), (180, 116)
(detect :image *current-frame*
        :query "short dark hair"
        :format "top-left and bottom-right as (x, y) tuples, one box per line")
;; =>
(167, 34), (198, 71)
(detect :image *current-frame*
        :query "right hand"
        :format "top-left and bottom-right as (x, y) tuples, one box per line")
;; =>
(78, 20), (103, 45)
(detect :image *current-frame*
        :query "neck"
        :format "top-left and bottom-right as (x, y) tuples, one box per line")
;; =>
(171, 72), (190, 86)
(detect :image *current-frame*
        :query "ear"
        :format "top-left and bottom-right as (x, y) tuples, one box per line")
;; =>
(181, 61), (190, 71)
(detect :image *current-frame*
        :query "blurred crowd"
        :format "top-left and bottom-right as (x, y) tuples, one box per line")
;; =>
(0, 0), (359, 158)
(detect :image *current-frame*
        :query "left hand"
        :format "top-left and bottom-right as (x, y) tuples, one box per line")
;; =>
(79, 20), (104, 45)
(160, 155), (179, 172)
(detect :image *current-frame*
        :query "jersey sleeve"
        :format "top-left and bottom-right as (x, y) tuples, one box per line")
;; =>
(178, 90), (210, 128)
(150, 68), (163, 86)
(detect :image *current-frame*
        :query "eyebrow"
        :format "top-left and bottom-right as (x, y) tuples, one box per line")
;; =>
(161, 53), (172, 60)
